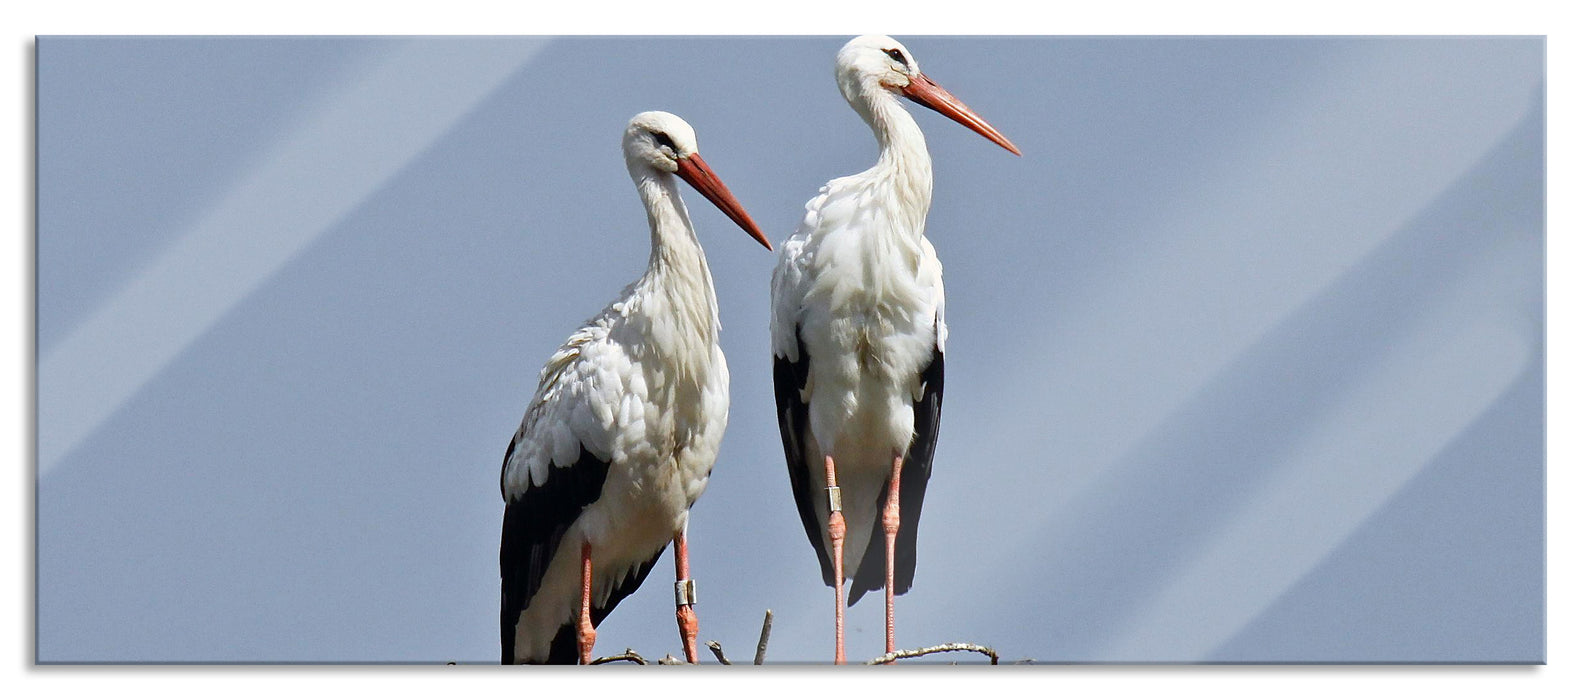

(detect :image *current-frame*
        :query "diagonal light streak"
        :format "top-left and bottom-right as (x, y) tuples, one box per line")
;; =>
(1097, 237), (1537, 660)
(38, 38), (550, 474)
(951, 40), (1542, 569)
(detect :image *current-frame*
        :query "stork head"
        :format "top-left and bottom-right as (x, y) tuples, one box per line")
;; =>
(623, 111), (772, 250)
(835, 35), (1021, 156)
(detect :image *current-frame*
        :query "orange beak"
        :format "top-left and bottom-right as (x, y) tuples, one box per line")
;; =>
(674, 153), (773, 251)
(900, 72), (1021, 156)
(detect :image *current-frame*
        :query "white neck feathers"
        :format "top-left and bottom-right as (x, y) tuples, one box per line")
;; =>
(850, 85), (934, 239)
(629, 172), (721, 353)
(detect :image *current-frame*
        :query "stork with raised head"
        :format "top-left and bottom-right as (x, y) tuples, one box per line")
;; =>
(500, 111), (770, 665)
(770, 35), (1019, 663)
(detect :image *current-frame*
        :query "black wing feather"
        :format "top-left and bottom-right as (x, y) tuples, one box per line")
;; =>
(848, 343), (943, 605)
(500, 443), (611, 664)
(774, 329), (837, 587)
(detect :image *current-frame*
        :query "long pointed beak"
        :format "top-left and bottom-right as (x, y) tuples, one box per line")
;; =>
(901, 73), (1022, 156)
(674, 153), (773, 251)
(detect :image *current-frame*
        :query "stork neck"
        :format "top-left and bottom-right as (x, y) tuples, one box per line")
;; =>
(633, 173), (720, 342)
(855, 87), (934, 234)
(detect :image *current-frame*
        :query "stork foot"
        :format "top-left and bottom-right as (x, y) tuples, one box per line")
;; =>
(673, 531), (700, 663)
(882, 453), (903, 661)
(676, 596), (698, 664)
(578, 619), (597, 666)
(579, 541), (595, 665)
(824, 455), (847, 665)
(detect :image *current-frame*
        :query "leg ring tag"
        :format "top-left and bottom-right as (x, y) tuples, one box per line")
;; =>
(826, 486), (843, 513)
(675, 579), (697, 607)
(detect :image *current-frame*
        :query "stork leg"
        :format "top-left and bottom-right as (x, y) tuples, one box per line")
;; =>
(578, 541), (595, 665)
(673, 531), (699, 664)
(824, 454), (847, 665)
(882, 453), (904, 661)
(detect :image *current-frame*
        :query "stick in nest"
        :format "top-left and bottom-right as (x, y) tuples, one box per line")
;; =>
(865, 642), (999, 665)
(589, 648), (648, 665)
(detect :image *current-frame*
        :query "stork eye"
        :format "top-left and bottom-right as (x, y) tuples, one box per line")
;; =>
(884, 48), (908, 66)
(652, 131), (677, 151)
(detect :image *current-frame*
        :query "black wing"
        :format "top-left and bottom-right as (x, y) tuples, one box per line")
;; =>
(774, 329), (837, 587)
(499, 443), (610, 664)
(848, 342), (943, 605)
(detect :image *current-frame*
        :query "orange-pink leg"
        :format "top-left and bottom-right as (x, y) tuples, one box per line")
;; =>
(673, 531), (699, 664)
(825, 455), (847, 665)
(882, 454), (904, 661)
(578, 541), (595, 665)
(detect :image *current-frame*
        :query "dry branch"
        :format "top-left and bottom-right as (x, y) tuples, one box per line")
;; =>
(866, 642), (999, 665)
(702, 609), (773, 665)
(590, 648), (648, 665)
(585, 608), (1000, 666)
(754, 610), (774, 665)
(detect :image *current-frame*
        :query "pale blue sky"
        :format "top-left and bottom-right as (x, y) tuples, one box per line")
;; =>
(36, 36), (1543, 663)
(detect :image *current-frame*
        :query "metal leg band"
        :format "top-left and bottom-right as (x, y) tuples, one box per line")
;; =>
(826, 485), (843, 512)
(674, 579), (697, 607)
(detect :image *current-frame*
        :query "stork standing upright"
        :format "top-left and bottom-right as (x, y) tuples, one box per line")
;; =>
(500, 111), (770, 665)
(769, 36), (1019, 664)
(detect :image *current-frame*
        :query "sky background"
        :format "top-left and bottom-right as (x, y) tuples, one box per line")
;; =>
(35, 35), (1544, 664)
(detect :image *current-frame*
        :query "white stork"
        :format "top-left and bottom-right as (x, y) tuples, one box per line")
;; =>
(500, 111), (770, 665)
(770, 35), (1019, 663)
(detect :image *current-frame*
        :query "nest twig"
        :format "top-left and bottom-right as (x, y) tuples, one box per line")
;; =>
(703, 609), (773, 665)
(589, 648), (648, 665)
(754, 609), (774, 665)
(585, 609), (998, 666)
(866, 642), (999, 665)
